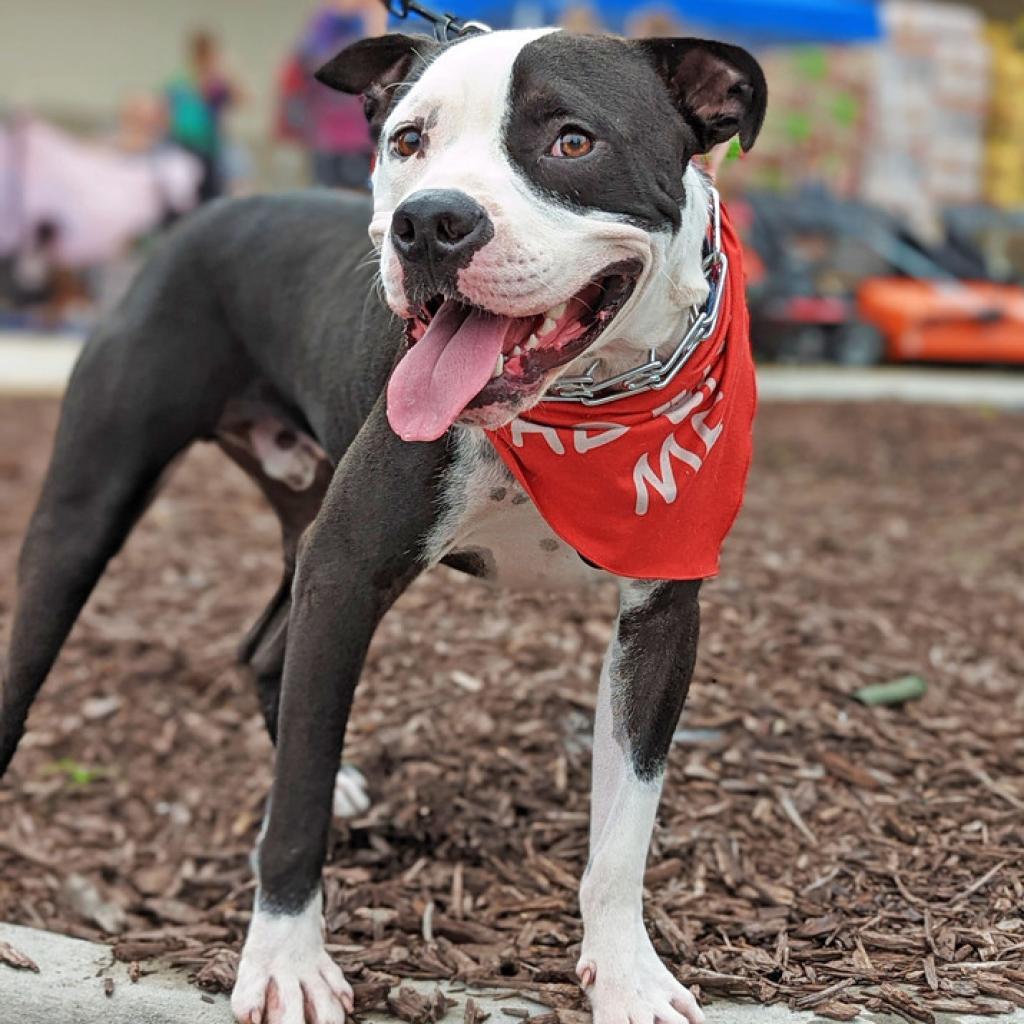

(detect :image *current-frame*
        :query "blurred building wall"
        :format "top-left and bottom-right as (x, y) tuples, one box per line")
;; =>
(2, 0), (323, 141)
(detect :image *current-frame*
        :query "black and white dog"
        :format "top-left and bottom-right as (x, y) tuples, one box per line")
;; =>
(0, 27), (765, 1024)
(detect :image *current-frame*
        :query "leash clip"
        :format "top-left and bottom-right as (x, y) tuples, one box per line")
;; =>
(383, 0), (491, 40)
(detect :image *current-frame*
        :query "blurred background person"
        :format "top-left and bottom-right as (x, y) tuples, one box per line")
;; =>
(0, 112), (201, 327)
(165, 30), (245, 203)
(559, 4), (604, 33)
(276, 0), (388, 191)
(113, 93), (168, 157)
(8, 220), (72, 326)
(625, 7), (683, 36)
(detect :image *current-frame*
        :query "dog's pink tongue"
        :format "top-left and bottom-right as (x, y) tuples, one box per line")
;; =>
(387, 302), (509, 441)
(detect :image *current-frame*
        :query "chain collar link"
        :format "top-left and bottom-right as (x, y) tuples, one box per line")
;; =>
(543, 186), (727, 407)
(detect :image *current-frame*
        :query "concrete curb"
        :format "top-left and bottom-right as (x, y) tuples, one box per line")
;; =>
(3, 922), (1022, 1024)
(0, 921), (228, 1023)
(0, 921), (548, 1024)
(0, 334), (85, 395)
(755, 365), (1024, 409)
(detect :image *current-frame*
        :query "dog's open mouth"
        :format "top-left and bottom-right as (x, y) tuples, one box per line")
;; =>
(386, 260), (641, 441)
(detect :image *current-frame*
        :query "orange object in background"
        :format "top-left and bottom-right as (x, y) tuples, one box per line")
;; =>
(857, 278), (1024, 364)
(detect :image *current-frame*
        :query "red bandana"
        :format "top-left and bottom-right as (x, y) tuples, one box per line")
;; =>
(485, 203), (755, 581)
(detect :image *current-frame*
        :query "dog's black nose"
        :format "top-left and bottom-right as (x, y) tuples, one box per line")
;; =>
(390, 190), (492, 269)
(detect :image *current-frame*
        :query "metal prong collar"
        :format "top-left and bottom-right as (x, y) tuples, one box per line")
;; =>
(543, 186), (728, 407)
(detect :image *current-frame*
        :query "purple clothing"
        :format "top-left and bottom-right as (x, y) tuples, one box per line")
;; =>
(297, 9), (372, 154)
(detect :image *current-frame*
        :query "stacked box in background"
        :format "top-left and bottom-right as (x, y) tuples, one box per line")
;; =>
(984, 20), (1024, 209)
(860, 1), (990, 239)
(727, 1), (1023, 231)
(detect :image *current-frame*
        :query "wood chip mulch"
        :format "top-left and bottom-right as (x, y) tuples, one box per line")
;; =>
(1, 397), (1022, 1021)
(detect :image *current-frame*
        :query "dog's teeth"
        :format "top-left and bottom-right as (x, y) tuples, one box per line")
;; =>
(538, 318), (557, 337)
(547, 302), (567, 320)
(526, 334), (540, 350)
(492, 354), (504, 378)
(512, 345), (523, 357)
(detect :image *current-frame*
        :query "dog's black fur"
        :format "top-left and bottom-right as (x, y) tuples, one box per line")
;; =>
(0, 189), (412, 784)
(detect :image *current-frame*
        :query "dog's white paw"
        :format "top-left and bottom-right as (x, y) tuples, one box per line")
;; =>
(232, 951), (352, 1024)
(577, 940), (704, 1024)
(232, 899), (353, 1024)
(332, 764), (370, 819)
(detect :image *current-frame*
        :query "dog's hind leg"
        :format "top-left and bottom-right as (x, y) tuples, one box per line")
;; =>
(220, 427), (370, 818)
(0, 306), (241, 777)
(237, 569), (292, 742)
(218, 421), (329, 743)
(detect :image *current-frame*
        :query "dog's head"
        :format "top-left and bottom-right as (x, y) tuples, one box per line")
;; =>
(317, 29), (766, 440)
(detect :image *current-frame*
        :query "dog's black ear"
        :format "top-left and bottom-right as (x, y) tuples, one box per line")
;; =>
(315, 33), (439, 140)
(634, 38), (767, 153)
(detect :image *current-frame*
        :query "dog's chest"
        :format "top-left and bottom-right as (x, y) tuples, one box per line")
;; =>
(429, 430), (607, 591)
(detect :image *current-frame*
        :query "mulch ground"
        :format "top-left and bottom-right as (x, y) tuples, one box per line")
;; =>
(1, 396), (1023, 1023)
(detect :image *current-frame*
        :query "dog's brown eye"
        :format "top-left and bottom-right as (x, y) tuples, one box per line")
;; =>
(392, 127), (422, 159)
(550, 129), (593, 158)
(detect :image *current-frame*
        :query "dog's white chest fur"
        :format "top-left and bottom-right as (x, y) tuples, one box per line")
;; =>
(426, 428), (607, 591)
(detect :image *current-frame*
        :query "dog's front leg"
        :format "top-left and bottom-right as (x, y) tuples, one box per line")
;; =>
(578, 579), (705, 1024)
(231, 404), (450, 1024)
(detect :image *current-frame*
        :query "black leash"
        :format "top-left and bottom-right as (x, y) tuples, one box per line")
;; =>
(382, 0), (491, 41)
